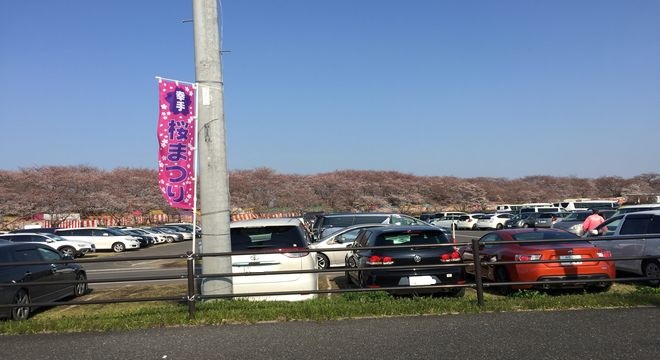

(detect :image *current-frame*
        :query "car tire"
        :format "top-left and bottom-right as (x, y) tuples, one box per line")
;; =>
(472, 224), (477, 230)
(586, 283), (612, 293)
(495, 267), (513, 296)
(496, 224), (503, 230)
(58, 246), (76, 258)
(522, 223), (529, 228)
(166, 236), (175, 243)
(642, 260), (660, 287)
(358, 271), (368, 288)
(11, 289), (31, 321)
(316, 253), (330, 270)
(74, 273), (88, 297)
(112, 242), (126, 253)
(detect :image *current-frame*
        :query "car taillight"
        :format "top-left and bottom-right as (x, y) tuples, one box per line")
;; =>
(515, 254), (541, 262)
(367, 255), (394, 265)
(279, 248), (309, 258)
(596, 250), (612, 258)
(441, 251), (461, 262)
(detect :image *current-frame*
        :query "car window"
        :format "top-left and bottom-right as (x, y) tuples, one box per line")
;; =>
(355, 231), (371, 247)
(376, 231), (449, 246)
(513, 231), (580, 244)
(231, 226), (306, 251)
(1, 235), (29, 242)
(335, 228), (364, 243)
(357, 215), (389, 224)
(619, 215), (652, 235)
(480, 233), (500, 245)
(37, 247), (62, 261)
(323, 217), (356, 228)
(12, 248), (42, 262)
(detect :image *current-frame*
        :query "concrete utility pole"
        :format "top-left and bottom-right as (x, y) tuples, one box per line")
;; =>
(192, 0), (232, 297)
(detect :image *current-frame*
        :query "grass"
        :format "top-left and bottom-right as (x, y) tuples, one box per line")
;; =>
(0, 282), (658, 335)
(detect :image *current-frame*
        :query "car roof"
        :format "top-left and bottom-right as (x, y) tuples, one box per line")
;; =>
(230, 217), (303, 228)
(622, 210), (660, 216)
(618, 204), (660, 209)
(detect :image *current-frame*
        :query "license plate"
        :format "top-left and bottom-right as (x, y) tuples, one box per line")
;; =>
(559, 255), (582, 265)
(409, 276), (436, 286)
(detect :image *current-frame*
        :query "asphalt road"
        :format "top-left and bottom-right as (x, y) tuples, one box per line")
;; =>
(2, 307), (658, 359)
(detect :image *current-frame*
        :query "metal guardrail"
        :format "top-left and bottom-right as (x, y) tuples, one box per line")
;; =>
(1, 234), (658, 320)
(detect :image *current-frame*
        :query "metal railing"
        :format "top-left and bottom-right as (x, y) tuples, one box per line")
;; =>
(1, 234), (658, 320)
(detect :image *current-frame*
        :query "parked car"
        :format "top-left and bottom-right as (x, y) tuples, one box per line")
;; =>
(156, 225), (193, 241)
(456, 214), (484, 230)
(533, 213), (563, 228)
(430, 214), (464, 229)
(552, 210), (617, 236)
(54, 227), (141, 253)
(117, 229), (155, 247)
(310, 223), (386, 269)
(0, 241), (88, 320)
(230, 218), (318, 301)
(145, 227), (184, 243)
(504, 213), (533, 229)
(165, 223), (202, 236)
(312, 213), (428, 240)
(460, 228), (615, 294)
(475, 213), (511, 230)
(612, 203), (660, 217)
(0, 233), (95, 258)
(344, 225), (465, 296)
(585, 210), (660, 285)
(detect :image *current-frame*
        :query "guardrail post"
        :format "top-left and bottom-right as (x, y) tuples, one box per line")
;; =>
(186, 251), (196, 319)
(472, 238), (484, 307)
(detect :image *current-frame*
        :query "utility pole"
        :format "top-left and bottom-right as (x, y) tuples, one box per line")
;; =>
(192, 0), (232, 297)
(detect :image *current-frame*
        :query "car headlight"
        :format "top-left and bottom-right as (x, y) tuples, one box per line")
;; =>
(569, 224), (581, 231)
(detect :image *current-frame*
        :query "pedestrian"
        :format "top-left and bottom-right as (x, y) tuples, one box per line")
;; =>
(582, 209), (605, 235)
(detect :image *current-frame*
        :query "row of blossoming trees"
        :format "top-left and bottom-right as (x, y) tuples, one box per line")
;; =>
(0, 166), (658, 229)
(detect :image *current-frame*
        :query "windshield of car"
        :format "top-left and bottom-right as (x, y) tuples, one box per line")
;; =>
(375, 230), (449, 246)
(231, 226), (306, 250)
(42, 233), (71, 242)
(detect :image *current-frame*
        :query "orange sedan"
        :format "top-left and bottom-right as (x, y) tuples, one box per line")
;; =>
(461, 228), (615, 294)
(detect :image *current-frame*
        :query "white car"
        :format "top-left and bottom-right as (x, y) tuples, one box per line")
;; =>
(230, 218), (318, 301)
(431, 214), (464, 229)
(456, 214), (484, 230)
(55, 227), (141, 252)
(0, 232), (95, 258)
(310, 223), (386, 269)
(475, 213), (512, 230)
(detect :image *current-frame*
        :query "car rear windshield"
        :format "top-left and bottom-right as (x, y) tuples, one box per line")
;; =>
(512, 231), (585, 245)
(375, 231), (449, 246)
(231, 226), (306, 251)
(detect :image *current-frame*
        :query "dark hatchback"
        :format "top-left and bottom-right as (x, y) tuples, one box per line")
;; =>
(0, 241), (88, 320)
(344, 226), (465, 296)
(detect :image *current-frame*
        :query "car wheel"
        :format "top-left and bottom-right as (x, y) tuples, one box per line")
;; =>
(472, 224), (477, 230)
(316, 253), (330, 270)
(74, 273), (88, 296)
(522, 223), (529, 228)
(112, 242), (126, 253)
(166, 236), (175, 243)
(642, 260), (660, 287)
(11, 290), (31, 321)
(496, 224), (503, 230)
(495, 267), (513, 296)
(358, 271), (368, 288)
(58, 246), (76, 258)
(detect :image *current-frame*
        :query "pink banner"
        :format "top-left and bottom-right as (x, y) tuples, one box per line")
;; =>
(157, 78), (196, 209)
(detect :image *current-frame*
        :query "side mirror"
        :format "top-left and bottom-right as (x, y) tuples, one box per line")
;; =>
(102, 233), (109, 237)
(335, 235), (345, 244)
(45, 239), (54, 243)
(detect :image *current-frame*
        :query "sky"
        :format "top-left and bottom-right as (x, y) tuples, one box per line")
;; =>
(1, 0), (659, 179)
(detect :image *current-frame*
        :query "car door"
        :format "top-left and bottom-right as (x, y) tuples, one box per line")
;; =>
(461, 233), (500, 278)
(36, 246), (76, 300)
(11, 246), (54, 303)
(91, 228), (114, 250)
(589, 215), (635, 273)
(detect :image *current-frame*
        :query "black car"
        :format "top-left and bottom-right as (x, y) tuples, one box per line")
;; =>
(0, 241), (88, 320)
(344, 226), (465, 296)
(120, 229), (155, 247)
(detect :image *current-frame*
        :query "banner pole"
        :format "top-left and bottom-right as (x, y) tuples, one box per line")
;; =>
(192, 82), (200, 255)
